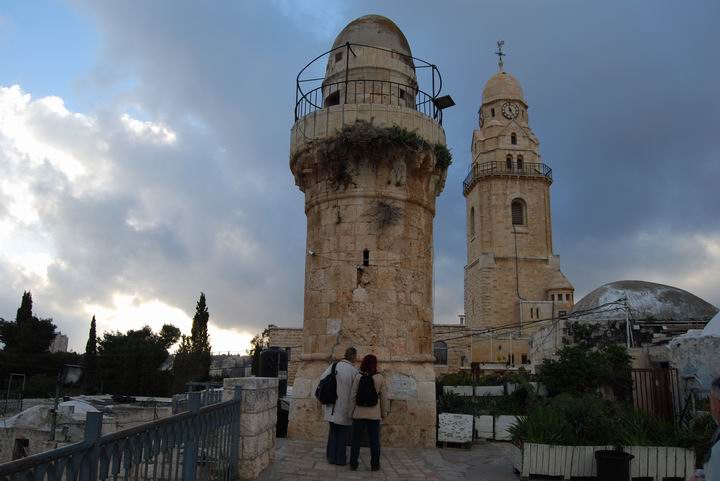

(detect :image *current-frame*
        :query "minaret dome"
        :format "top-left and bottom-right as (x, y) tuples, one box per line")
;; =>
(331, 14), (413, 58)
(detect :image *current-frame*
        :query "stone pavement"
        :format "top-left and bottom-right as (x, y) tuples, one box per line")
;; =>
(257, 438), (519, 481)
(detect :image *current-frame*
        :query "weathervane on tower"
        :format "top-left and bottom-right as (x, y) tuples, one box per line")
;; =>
(495, 40), (505, 71)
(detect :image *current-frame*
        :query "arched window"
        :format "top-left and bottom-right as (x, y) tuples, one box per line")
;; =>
(506, 154), (513, 170)
(511, 199), (525, 226)
(469, 206), (475, 237)
(517, 155), (524, 171)
(433, 341), (448, 365)
(511, 132), (517, 145)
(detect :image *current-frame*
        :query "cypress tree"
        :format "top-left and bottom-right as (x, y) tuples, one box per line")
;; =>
(83, 316), (98, 393)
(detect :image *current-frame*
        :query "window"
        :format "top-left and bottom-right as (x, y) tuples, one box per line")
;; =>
(433, 341), (448, 365)
(335, 51), (343, 63)
(550, 294), (555, 301)
(325, 90), (340, 107)
(521, 354), (529, 364)
(491, 108), (495, 117)
(469, 207), (475, 237)
(363, 248), (370, 267)
(399, 88), (406, 100)
(565, 293), (571, 301)
(511, 133), (517, 145)
(506, 154), (513, 170)
(517, 155), (524, 171)
(511, 199), (525, 225)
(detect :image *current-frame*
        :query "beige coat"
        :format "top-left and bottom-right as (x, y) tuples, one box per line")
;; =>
(348, 373), (389, 421)
(319, 360), (357, 426)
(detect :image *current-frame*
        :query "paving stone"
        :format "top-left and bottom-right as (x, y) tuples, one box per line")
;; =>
(256, 439), (518, 481)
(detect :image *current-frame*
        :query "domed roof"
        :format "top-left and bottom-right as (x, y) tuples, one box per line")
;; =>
(332, 15), (412, 58)
(572, 280), (718, 323)
(482, 71), (525, 104)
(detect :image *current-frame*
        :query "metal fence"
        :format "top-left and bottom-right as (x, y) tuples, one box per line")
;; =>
(0, 393), (22, 415)
(294, 42), (446, 124)
(463, 161), (553, 195)
(295, 79), (440, 123)
(173, 389), (224, 415)
(0, 388), (242, 481)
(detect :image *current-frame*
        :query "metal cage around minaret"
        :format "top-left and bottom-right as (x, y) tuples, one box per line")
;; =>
(294, 42), (448, 124)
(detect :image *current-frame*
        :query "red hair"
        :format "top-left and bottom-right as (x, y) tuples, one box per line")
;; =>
(360, 354), (378, 375)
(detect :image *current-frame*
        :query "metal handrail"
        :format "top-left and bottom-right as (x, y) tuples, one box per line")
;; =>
(0, 388), (242, 481)
(463, 161), (553, 195)
(295, 79), (440, 123)
(295, 42), (444, 123)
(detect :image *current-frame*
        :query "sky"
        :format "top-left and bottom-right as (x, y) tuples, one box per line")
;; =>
(0, 0), (719, 354)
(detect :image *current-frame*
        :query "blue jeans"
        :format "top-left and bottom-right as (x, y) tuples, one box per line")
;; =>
(350, 419), (381, 469)
(326, 422), (349, 465)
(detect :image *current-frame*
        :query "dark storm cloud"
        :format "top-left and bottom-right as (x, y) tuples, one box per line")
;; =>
(66, 0), (720, 321)
(2, 0), (718, 351)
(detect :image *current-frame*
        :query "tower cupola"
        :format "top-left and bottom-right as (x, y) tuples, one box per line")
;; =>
(482, 71), (525, 105)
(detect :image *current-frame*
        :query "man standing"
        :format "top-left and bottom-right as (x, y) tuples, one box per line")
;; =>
(320, 347), (357, 465)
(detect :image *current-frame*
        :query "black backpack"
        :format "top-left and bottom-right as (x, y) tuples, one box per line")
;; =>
(356, 372), (378, 407)
(315, 362), (338, 405)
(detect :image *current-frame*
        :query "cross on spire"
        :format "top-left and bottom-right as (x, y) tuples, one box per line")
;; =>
(495, 40), (506, 72)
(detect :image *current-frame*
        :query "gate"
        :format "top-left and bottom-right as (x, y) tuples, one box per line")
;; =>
(631, 368), (681, 422)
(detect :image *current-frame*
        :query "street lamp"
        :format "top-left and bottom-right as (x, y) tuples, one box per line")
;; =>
(49, 364), (84, 441)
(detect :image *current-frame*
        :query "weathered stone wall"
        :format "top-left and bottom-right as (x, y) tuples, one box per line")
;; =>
(223, 377), (278, 481)
(288, 102), (447, 447)
(266, 326), (303, 385)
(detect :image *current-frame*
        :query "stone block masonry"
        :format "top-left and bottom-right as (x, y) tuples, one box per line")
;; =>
(223, 377), (278, 481)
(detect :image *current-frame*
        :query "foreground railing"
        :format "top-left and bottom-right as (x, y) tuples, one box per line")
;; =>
(463, 160), (553, 195)
(0, 388), (242, 481)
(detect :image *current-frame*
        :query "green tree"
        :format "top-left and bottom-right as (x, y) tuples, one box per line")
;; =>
(83, 315), (98, 393)
(248, 327), (269, 376)
(537, 344), (633, 403)
(98, 324), (180, 396)
(172, 293), (213, 392)
(0, 291), (57, 354)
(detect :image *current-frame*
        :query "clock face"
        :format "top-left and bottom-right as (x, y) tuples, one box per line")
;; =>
(502, 102), (520, 119)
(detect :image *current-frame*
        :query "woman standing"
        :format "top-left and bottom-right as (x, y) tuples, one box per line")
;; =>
(347, 354), (389, 471)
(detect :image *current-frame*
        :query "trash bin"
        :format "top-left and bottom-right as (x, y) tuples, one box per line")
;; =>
(594, 449), (634, 481)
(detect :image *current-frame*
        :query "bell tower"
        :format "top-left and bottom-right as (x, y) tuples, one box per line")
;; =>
(463, 44), (573, 367)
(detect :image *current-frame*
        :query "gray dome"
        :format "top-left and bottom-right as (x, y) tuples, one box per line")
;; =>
(572, 280), (718, 322)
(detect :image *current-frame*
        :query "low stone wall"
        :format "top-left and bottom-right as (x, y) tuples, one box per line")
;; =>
(223, 377), (278, 481)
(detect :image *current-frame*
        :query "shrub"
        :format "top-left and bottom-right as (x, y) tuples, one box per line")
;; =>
(537, 344), (632, 403)
(294, 120), (452, 189)
(438, 372), (475, 386)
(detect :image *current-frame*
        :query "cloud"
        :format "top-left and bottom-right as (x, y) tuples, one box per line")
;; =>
(0, 84), (302, 351)
(2, 0), (719, 357)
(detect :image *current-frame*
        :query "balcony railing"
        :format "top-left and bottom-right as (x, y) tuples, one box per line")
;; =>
(0, 388), (242, 481)
(295, 79), (440, 123)
(463, 161), (553, 195)
(295, 42), (445, 124)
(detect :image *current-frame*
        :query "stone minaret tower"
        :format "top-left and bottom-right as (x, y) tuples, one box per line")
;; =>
(463, 57), (573, 366)
(288, 15), (450, 447)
